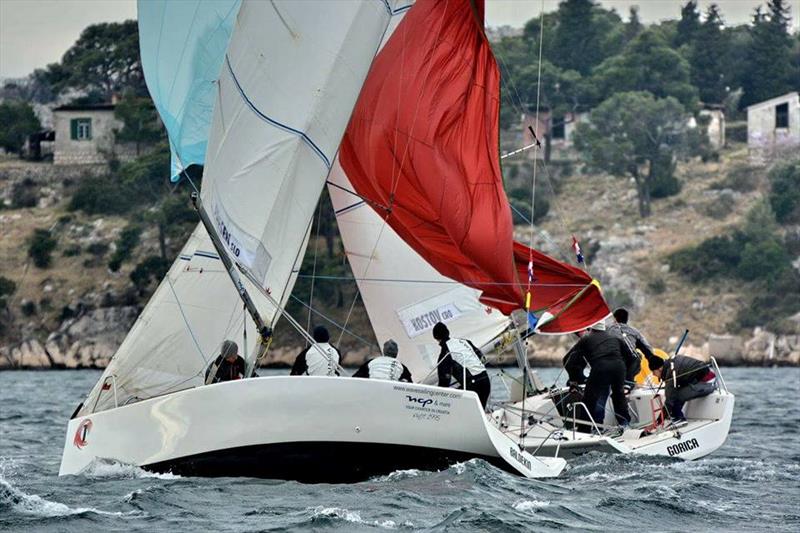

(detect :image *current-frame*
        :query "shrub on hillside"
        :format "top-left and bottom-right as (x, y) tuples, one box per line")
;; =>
(669, 201), (791, 284)
(711, 165), (760, 193)
(130, 255), (169, 292)
(109, 224), (142, 271)
(737, 239), (790, 282)
(20, 300), (36, 316)
(768, 160), (800, 224)
(0, 276), (16, 308)
(62, 244), (81, 257)
(649, 152), (681, 199)
(733, 269), (800, 333)
(69, 143), (172, 216)
(508, 187), (550, 224)
(668, 233), (742, 281)
(68, 175), (134, 214)
(11, 179), (38, 208)
(27, 229), (57, 268)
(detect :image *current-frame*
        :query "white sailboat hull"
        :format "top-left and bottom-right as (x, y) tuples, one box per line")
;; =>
(498, 387), (735, 461)
(60, 376), (563, 482)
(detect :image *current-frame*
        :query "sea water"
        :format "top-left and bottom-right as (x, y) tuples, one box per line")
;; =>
(1, 368), (798, 532)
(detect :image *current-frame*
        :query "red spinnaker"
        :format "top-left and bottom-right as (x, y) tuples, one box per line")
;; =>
(340, 0), (608, 333)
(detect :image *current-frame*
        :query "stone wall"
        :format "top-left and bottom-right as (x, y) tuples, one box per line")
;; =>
(0, 160), (107, 209)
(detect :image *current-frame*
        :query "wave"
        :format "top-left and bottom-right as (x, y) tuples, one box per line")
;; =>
(374, 469), (422, 482)
(308, 507), (412, 529)
(0, 473), (141, 519)
(77, 458), (182, 480)
(513, 499), (551, 513)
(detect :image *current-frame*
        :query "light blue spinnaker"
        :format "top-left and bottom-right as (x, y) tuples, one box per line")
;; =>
(137, 0), (241, 181)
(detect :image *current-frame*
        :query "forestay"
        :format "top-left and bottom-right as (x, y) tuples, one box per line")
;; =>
(200, 0), (397, 325)
(328, 1), (509, 383)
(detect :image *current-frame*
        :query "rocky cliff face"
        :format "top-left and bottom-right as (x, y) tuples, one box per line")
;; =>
(1, 306), (137, 369)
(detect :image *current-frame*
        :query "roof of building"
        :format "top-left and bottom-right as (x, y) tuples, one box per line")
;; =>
(746, 92), (799, 110)
(53, 103), (116, 112)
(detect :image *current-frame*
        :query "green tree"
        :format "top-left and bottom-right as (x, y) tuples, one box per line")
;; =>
(624, 6), (644, 44)
(0, 102), (42, 153)
(768, 159), (800, 224)
(28, 229), (57, 268)
(742, 1), (796, 107)
(674, 1), (701, 47)
(573, 92), (688, 217)
(690, 4), (729, 104)
(549, 0), (625, 76)
(56, 20), (145, 100)
(114, 96), (164, 155)
(108, 224), (142, 271)
(591, 30), (698, 110)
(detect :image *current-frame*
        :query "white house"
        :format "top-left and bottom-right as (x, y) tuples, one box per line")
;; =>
(52, 103), (135, 165)
(747, 92), (800, 165)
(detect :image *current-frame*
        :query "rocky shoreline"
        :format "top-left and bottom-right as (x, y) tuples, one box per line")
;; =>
(2, 311), (798, 369)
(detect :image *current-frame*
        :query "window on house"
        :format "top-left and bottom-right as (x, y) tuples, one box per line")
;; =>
(551, 116), (565, 139)
(70, 118), (92, 140)
(775, 102), (789, 129)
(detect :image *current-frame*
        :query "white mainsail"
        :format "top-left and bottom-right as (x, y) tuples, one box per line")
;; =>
(81, 0), (397, 413)
(327, 3), (510, 383)
(200, 0), (396, 325)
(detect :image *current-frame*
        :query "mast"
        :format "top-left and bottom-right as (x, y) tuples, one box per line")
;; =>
(191, 192), (272, 371)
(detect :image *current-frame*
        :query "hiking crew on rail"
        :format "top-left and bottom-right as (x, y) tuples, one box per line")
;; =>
(432, 322), (491, 408)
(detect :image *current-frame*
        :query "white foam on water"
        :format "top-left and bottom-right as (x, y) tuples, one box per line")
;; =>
(376, 469), (422, 482)
(308, 507), (404, 529)
(450, 458), (481, 475)
(0, 474), (140, 519)
(310, 506), (364, 523)
(78, 459), (181, 480)
(513, 499), (551, 513)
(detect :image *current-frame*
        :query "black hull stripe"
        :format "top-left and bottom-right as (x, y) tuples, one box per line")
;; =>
(144, 441), (512, 483)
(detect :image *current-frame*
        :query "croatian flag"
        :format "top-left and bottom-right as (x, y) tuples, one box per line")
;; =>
(572, 235), (584, 265)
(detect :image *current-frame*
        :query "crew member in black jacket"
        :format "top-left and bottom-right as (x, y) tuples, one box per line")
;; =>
(205, 340), (246, 384)
(563, 321), (631, 427)
(649, 354), (715, 421)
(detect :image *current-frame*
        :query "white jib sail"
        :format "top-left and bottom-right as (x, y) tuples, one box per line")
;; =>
(80, 224), (255, 415)
(200, 0), (396, 326)
(327, 2), (510, 383)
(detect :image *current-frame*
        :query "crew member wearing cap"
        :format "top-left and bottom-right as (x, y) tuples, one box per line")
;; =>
(352, 339), (413, 382)
(432, 322), (491, 408)
(563, 321), (631, 427)
(648, 354), (716, 422)
(205, 340), (247, 384)
(290, 325), (342, 376)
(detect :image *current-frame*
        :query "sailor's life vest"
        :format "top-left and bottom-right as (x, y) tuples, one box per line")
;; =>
(445, 338), (486, 376)
(366, 356), (407, 381)
(305, 342), (340, 376)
